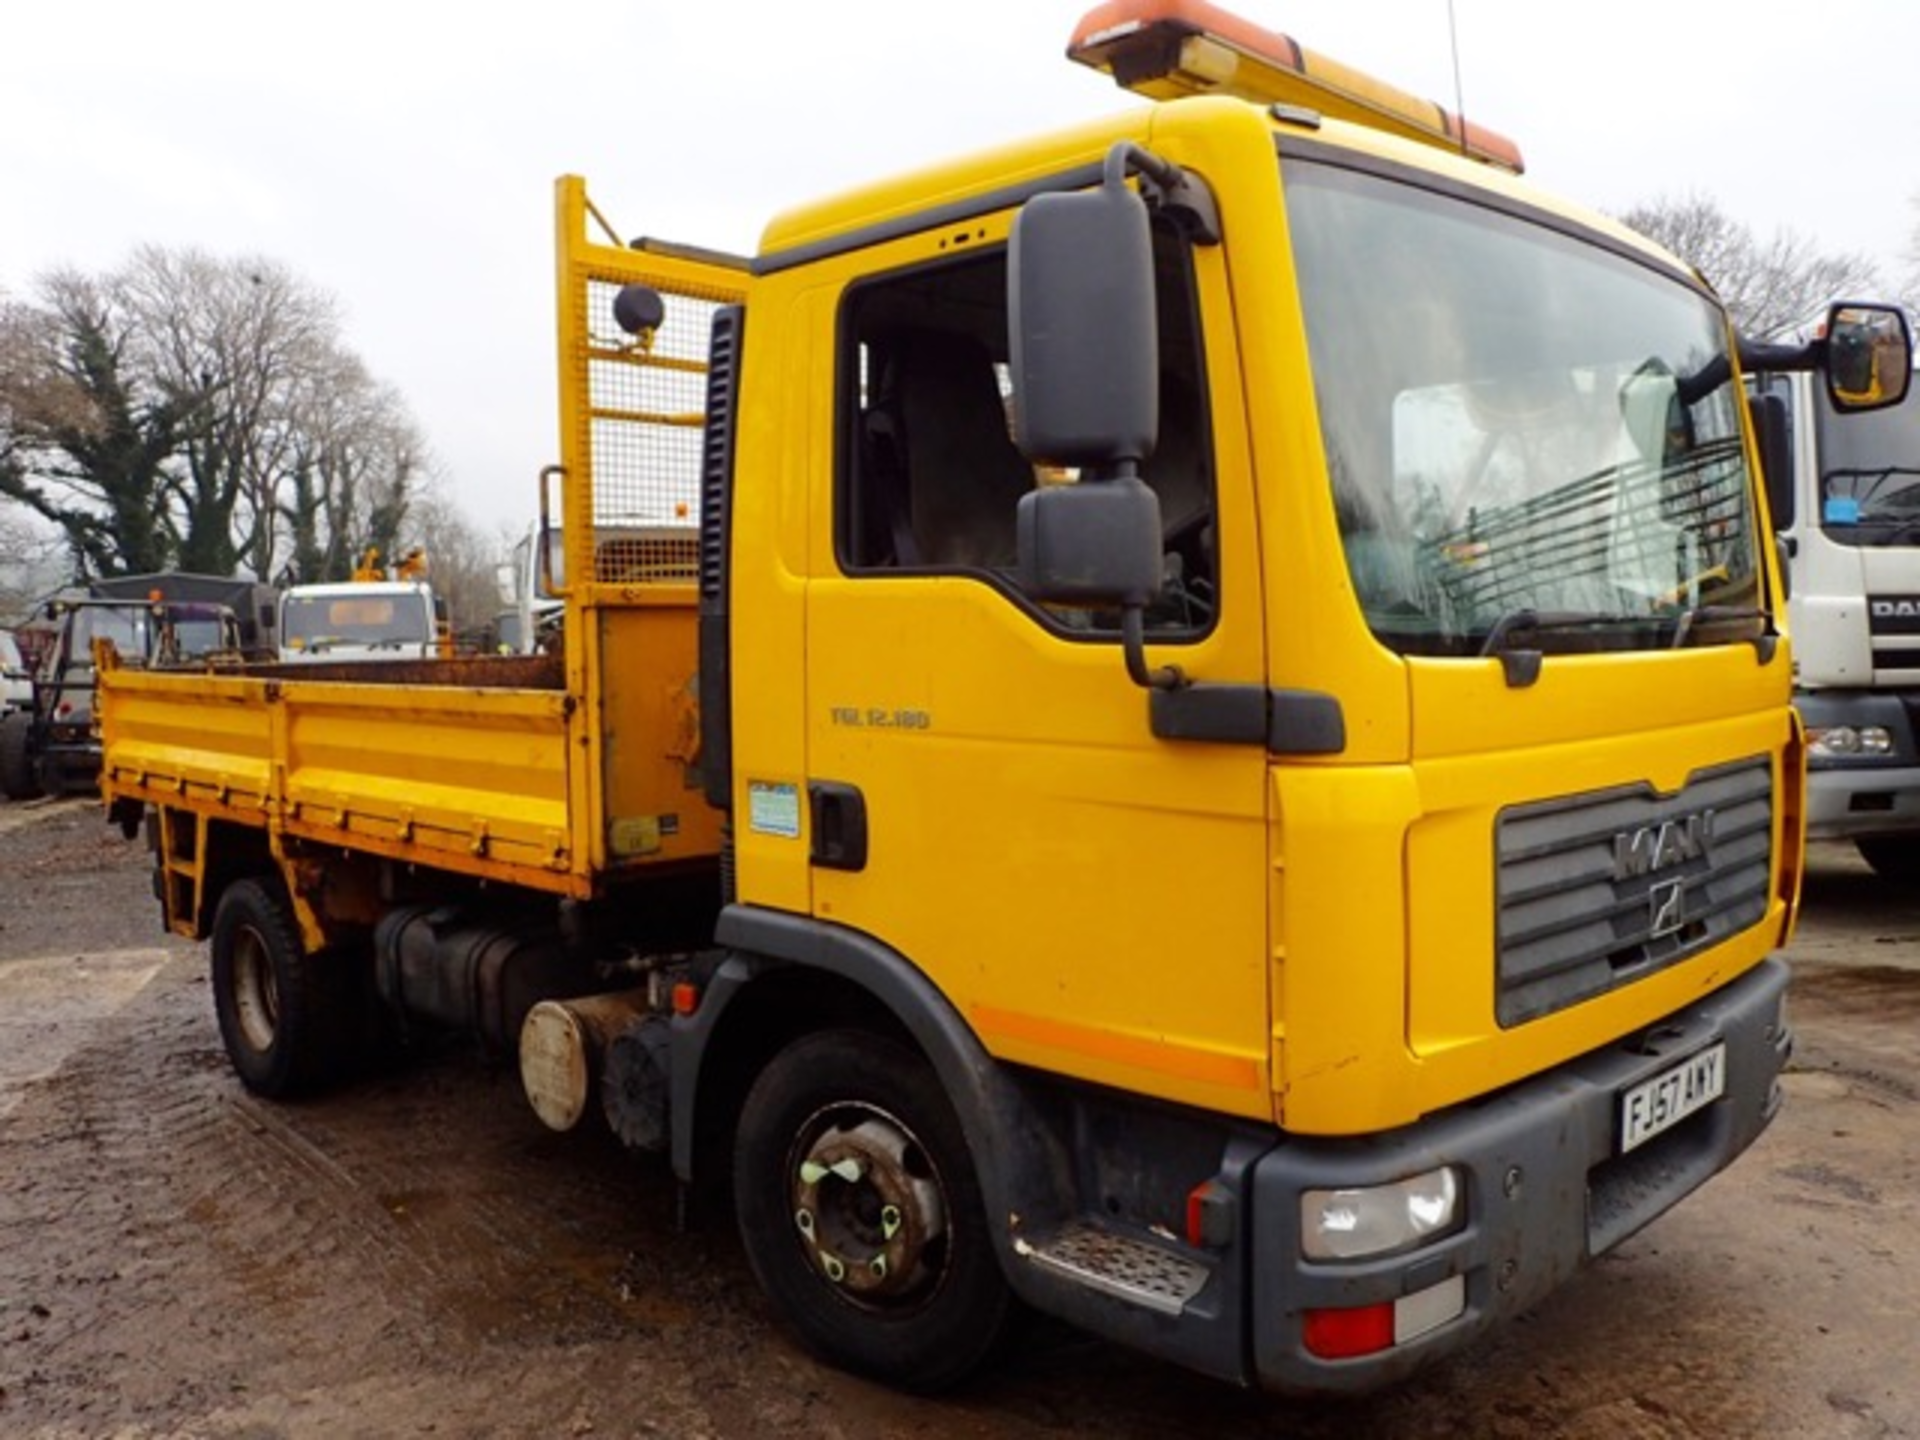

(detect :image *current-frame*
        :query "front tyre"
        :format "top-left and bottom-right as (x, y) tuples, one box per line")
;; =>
(733, 1029), (1013, 1392)
(210, 878), (347, 1098)
(0, 712), (41, 800)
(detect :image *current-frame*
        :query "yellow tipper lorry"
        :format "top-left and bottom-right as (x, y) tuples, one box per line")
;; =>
(96, 0), (1912, 1397)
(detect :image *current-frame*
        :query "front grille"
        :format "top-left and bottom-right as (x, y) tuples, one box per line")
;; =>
(1495, 757), (1772, 1026)
(1867, 595), (1920, 676)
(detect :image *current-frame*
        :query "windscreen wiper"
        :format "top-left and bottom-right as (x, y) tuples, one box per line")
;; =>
(1477, 609), (1628, 688)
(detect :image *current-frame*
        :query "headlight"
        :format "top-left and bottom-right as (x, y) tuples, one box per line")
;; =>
(1301, 1166), (1462, 1261)
(1806, 724), (1893, 758)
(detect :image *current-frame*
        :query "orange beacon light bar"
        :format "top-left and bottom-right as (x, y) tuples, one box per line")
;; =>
(1068, 0), (1524, 174)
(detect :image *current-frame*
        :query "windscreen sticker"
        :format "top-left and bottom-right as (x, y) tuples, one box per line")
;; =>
(747, 781), (802, 839)
(1825, 496), (1862, 525)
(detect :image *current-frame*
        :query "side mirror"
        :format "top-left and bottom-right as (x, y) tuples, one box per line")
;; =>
(1825, 303), (1912, 412)
(1009, 143), (1194, 694)
(1016, 478), (1163, 607)
(1008, 178), (1158, 467)
(1747, 390), (1793, 531)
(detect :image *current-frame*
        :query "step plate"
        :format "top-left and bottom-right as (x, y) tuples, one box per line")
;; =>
(1016, 1223), (1210, 1315)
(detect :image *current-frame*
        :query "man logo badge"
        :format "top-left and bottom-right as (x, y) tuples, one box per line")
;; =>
(1613, 810), (1715, 881)
(1649, 877), (1687, 939)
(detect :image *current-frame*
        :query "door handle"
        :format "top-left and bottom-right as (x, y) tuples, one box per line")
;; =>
(809, 781), (868, 871)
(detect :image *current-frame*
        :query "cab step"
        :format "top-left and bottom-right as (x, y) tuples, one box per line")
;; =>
(1014, 1221), (1211, 1315)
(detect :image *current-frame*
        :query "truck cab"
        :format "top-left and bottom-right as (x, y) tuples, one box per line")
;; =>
(278, 580), (440, 663)
(1752, 359), (1920, 878)
(1, 590), (243, 798)
(682, 74), (1806, 1378)
(497, 522), (566, 656)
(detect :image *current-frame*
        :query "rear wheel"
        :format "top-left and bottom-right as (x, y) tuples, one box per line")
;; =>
(733, 1029), (1013, 1392)
(0, 712), (41, 800)
(1854, 835), (1920, 883)
(210, 878), (349, 1098)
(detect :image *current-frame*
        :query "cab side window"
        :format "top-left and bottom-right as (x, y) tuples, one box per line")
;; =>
(838, 226), (1215, 635)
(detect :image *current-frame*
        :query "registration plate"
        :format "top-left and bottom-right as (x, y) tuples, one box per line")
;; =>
(1619, 1042), (1726, 1153)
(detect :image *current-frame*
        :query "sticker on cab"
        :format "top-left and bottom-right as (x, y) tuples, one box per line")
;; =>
(748, 780), (802, 839)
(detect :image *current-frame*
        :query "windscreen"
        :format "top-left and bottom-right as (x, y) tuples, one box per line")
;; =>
(168, 613), (230, 658)
(1810, 385), (1920, 544)
(281, 593), (431, 650)
(71, 606), (151, 664)
(1284, 159), (1763, 657)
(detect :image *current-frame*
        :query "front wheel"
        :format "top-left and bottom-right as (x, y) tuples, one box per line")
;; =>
(0, 712), (41, 800)
(210, 878), (349, 1098)
(733, 1029), (1013, 1392)
(1855, 835), (1920, 884)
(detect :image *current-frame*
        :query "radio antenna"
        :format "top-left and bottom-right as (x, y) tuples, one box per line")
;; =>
(1447, 0), (1470, 160)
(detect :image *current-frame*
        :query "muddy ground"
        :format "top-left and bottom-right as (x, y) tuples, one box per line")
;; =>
(0, 797), (1916, 1439)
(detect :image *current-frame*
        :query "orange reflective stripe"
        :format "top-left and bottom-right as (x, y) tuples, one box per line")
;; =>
(971, 1002), (1263, 1092)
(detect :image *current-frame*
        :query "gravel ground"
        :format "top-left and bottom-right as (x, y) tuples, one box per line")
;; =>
(1, 797), (1916, 1438)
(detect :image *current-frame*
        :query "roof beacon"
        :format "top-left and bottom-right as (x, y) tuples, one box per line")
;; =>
(1068, 0), (1524, 174)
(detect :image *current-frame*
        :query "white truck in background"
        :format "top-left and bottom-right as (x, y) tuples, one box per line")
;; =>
(495, 515), (695, 655)
(1, 632), (32, 716)
(1753, 354), (1920, 879)
(496, 522), (565, 655)
(278, 548), (447, 664)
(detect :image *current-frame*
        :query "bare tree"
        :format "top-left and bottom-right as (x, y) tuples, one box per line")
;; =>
(0, 273), (205, 577)
(402, 490), (508, 645)
(0, 251), (431, 586)
(1620, 194), (1883, 340)
(279, 364), (424, 586)
(0, 505), (66, 621)
(1899, 193), (1920, 317)
(120, 248), (338, 580)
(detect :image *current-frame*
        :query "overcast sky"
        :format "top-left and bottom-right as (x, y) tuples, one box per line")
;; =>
(6, 1), (1917, 542)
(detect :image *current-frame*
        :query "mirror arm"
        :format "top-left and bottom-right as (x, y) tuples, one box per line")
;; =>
(1736, 336), (1819, 376)
(1122, 607), (1186, 692)
(1102, 142), (1221, 246)
(1676, 336), (1818, 406)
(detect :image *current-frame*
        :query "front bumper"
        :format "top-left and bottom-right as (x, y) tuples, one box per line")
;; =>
(1798, 690), (1920, 840)
(1806, 764), (1920, 840)
(1247, 958), (1791, 1394)
(37, 731), (102, 792)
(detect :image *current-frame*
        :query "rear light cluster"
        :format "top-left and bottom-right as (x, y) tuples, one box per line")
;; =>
(1303, 1275), (1467, 1358)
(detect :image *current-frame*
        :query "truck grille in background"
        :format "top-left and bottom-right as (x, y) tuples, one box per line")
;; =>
(1495, 757), (1772, 1026)
(1865, 594), (1920, 676)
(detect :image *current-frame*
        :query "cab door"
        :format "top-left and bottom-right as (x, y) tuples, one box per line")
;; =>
(797, 217), (1273, 1120)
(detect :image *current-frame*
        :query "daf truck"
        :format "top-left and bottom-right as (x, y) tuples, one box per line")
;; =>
(1751, 350), (1920, 880)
